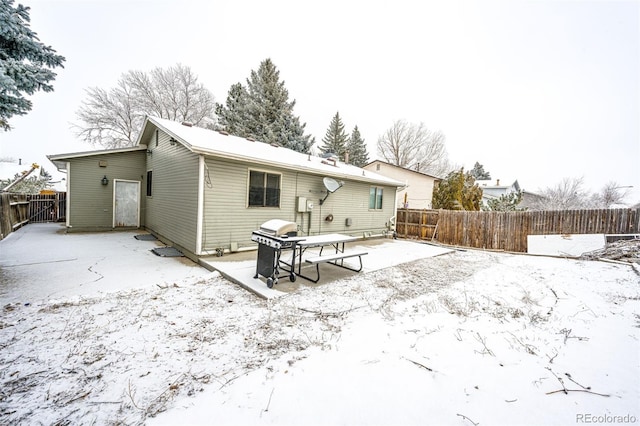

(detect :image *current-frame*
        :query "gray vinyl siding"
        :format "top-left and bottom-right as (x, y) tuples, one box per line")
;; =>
(143, 130), (199, 253)
(66, 152), (146, 231)
(201, 157), (397, 252)
(295, 175), (396, 237)
(201, 158), (297, 252)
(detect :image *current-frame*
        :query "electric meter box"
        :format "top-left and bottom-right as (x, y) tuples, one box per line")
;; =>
(297, 196), (314, 212)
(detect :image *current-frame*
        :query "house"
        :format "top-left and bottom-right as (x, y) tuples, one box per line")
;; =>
(362, 160), (441, 209)
(476, 178), (521, 207)
(48, 116), (403, 260)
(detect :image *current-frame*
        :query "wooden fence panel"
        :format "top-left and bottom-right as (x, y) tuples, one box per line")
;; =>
(397, 208), (639, 253)
(28, 193), (66, 223)
(0, 193), (29, 239)
(0, 192), (67, 240)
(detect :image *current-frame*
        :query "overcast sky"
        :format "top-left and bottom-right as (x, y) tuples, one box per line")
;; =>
(2, 0), (639, 203)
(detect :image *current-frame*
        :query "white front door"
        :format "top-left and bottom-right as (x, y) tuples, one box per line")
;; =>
(113, 180), (140, 227)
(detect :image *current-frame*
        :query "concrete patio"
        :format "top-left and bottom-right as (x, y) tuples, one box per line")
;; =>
(200, 237), (453, 298)
(0, 223), (453, 303)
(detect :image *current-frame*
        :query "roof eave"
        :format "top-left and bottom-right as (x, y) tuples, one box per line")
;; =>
(191, 146), (403, 187)
(47, 146), (148, 171)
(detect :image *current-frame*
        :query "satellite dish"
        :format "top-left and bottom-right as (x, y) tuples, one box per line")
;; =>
(320, 177), (344, 205)
(323, 177), (343, 193)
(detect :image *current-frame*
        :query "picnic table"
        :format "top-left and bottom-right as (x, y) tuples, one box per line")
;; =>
(286, 233), (368, 283)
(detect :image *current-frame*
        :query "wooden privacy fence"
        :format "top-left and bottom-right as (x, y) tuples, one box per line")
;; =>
(0, 193), (29, 239)
(0, 192), (66, 240)
(28, 193), (66, 223)
(396, 208), (640, 253)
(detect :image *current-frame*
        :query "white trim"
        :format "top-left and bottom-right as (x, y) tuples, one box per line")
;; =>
(48, 145), (148, 162)
(246, 167), (283, 208)
(65, 161), (71, 227)
(195, 155), (205, 255)
(112, 179), (141, 228)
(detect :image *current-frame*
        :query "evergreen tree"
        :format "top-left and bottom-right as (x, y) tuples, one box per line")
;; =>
(469, 161), (491, 180)
(346, 125), (369, 167)
(483, 191), (524, 211)
(216, 58), (314, 153)
(1, 0), (65, 130)
(214, 83), (250, 136)
(432, 168), (483, 211)
(320, 112), (349, 159)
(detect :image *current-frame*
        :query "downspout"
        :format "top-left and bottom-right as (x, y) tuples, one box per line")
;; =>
(195, 155), (205, 255)
(65, 162), (71, 228)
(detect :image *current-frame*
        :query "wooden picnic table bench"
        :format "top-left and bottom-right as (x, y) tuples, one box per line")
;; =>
(288, 234), (368, 283)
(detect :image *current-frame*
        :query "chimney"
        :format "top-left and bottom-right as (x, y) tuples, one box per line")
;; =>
(496, 179), (500, 186)
(181, 121), (193, 127)
(19, 158), (22, 165)
(344, 152), (350, 164)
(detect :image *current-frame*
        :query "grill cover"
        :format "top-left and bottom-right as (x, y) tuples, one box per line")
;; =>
(259, 219), (298, 236)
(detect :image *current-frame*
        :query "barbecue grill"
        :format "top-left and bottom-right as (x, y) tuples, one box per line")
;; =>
(251, 219), (304, 288)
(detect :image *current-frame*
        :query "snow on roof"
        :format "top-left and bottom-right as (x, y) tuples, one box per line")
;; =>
(144, 116), (403, 187)
(364, 159), (442, 180)
(0, 160), (66, 192)
(0, 161), (36, 180)
(476, 179), (520, 191)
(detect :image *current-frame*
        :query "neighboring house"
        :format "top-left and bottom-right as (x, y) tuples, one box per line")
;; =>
(363, 160), (441, 209)
(518, 190), (547, 210)
(477, 178), (546, 210)
(48, 116), (403, 259)
(476, 178), (521, 207)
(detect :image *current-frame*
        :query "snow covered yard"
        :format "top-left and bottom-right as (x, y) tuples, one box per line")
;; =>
(1, 246), (639, 425)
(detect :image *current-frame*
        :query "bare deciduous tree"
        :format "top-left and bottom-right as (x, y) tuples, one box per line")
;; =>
(530, 178), (633, 210)
(592, 181), (633, 208)
(530, 177), (592, 210)
(74, 64), (215, 149)
(376, 119), (451, 177)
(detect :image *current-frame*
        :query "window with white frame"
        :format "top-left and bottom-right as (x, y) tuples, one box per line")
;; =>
(248, 170), (281, 207)
(369, 186), (383, 209)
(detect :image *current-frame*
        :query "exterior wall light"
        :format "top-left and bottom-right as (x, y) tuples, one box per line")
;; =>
(101, 175), (109, 185)
(169, 137), (177, 146)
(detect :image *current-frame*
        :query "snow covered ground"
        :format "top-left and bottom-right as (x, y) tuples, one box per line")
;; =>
(1, 226), (639, 425)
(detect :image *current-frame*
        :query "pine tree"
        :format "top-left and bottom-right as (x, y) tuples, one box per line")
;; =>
(469, 161), (491, 180)
(432, 168), (483, 211)
(346, 125), (369, 167)
(320, 112), (349, 159)
(215, 83), (250, 136)
(1, 0), (65, 130)
(216, 58), (314, 153)
(483, 191), (524, 211)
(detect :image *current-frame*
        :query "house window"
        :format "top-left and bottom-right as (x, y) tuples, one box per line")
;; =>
(248, 170), (280, 207)
(146, 170), (153, 196)
(369, 186), (383, 209)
